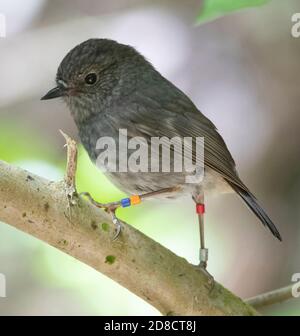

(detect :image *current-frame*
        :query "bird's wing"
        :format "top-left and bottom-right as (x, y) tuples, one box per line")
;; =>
(107, 72), (281, 240)
(111, 74), (248, 191)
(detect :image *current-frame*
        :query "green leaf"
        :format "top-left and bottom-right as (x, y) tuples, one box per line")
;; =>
(197, 0), (271, 24)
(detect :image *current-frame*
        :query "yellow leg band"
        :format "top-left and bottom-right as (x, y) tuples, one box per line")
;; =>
(130, 195), (141, 205)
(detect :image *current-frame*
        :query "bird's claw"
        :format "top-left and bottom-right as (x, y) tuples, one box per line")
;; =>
(111, 212), (122, 240)
(198, 263), (215, 292)
(80, 191), (122, 240)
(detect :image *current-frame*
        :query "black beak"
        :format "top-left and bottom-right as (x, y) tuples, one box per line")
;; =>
(41, 86), (66, 100)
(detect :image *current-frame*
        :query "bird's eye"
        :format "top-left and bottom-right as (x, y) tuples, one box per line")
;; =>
(84, 73), (97, 85)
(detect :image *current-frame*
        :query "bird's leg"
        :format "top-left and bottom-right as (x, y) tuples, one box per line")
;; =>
(197, 206), (209, 267)
(80, 192), (122, 240)
(196, 195), (207, 269)
(81, 186), (180, 239)
(193, 192), (214, 288)
(80, 192), (120, 210)
(139, 186), (181, 200)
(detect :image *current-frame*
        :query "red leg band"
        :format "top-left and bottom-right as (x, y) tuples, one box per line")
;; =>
(196, 203), (205, 214)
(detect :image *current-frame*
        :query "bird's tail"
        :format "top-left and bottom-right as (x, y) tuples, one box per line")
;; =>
(227, 181), (282, 241)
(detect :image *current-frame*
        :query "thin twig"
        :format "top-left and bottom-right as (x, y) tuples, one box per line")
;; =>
(246, 284), (295, 309)
(59, 129), (77, 190)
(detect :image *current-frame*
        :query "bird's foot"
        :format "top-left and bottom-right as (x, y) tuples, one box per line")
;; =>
(197, 262), (215, 292)
(198, 248), (215, 291)
(80, 192), (122, 240)
(110, 209), (122, 240)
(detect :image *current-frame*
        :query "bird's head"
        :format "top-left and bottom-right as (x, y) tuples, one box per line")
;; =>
(41, 38), (148, 121)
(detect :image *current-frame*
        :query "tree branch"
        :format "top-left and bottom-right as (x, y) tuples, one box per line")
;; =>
(246, 285), (295, 309)
(0, 135), (259, 315)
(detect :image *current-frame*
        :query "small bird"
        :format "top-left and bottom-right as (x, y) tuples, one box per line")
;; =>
(42, 38), (281, 271)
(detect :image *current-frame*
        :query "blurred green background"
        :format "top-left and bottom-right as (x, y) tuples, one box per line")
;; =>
(0, 0), (300, 315)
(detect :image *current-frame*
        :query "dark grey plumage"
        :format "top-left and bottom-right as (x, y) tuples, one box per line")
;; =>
(42, 38), (281, 241)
